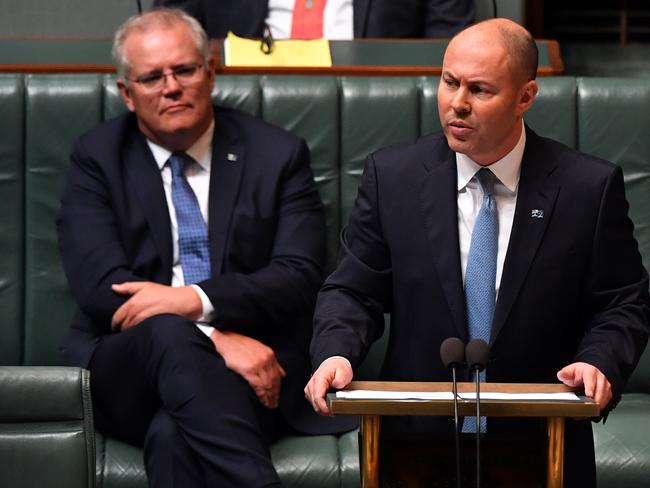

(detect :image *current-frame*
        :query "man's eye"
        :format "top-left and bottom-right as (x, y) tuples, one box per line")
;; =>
(139, 74), (163, 85)
(175, 66), (197, 77)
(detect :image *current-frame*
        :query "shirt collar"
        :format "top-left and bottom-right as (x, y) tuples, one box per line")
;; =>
(147, 120), (215, 172)
(456, 123), (526, 194)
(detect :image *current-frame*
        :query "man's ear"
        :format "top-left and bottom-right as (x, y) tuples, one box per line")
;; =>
(518, 79), (538, 114)
(117, 79), (136, 112)
(206, 57), (216, 90)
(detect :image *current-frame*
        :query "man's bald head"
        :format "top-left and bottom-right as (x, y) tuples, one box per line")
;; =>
(449, 18), (538, 83)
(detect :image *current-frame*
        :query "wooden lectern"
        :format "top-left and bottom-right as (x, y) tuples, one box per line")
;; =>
(328, 381), (599, 488)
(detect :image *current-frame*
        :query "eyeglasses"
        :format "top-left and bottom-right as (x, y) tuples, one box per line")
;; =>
(127, 63), (205, 93)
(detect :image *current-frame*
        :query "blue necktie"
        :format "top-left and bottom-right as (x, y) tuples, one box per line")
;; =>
(168, 152), (211, 285)
(462, 168), (498, 433)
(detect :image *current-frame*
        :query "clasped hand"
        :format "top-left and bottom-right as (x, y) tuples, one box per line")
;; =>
(211, 330), (286, 409)
(111, 281), (202, 330)
(111, 281), (285, 409)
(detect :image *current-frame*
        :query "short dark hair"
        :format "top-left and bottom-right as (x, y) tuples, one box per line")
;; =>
(495, 22), (539, 81)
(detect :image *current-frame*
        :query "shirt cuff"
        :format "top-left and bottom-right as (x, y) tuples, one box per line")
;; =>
(196, 324), (215, 337)
(318, 355), (353, 371)
(191, 284), (215, 337)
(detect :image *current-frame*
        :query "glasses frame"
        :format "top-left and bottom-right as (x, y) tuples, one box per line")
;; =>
(126, 63), (205, 93)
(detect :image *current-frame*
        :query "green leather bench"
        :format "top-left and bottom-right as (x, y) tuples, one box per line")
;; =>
(1, 73), (649, 487)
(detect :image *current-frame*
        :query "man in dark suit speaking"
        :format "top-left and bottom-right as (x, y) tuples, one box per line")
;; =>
(57, 8), (350, 488)
(305, 18), (650, 486)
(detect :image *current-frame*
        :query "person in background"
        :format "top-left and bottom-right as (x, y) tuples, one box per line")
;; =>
(304, 18), (650, 487)
(58, 8), (353, 488)
(153, 0), (475, 39)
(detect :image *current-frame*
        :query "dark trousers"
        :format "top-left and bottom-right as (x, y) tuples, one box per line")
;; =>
(88, 314), (283, 488)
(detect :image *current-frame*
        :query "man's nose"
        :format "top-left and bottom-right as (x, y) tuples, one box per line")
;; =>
(161, 73), (183, 94)
(451, 87), (470, 113)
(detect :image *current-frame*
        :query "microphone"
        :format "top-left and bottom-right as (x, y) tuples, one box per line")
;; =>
(465, 339), (490, 488)
(440, 337), (465, 488)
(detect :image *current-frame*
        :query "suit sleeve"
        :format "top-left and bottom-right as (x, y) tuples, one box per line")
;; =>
(197, 139), (328, 335)
(309, 155), (393, 370)
(57, 138), (146, 330)
(575, 165), (650, 410)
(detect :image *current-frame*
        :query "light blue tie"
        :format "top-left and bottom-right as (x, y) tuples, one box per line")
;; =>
(462, 168), (498, 433)
(168, 152), (211, 285)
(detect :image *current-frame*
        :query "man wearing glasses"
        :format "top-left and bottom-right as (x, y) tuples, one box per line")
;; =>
(57, 8), (350, 488)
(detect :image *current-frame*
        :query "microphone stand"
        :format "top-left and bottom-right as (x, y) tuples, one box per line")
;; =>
(440, 337), (465, 488)
(474, 367), (481, 488)
(465, 338), (490, 488)
(452, 365), (462, 488)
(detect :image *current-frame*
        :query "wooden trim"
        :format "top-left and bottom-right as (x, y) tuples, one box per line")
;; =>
(328, 381), (600, 418)
(361, 415), (380, 488)
(546, 417), (565, 488)
(543, 39), (565, 75)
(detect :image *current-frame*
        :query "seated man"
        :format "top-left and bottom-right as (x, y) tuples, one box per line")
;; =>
(58, 8), (352, 488)
(305, 18), (650, 487)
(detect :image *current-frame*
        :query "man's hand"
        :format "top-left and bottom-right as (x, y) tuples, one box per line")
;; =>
(304, 357), (353, 416)
(210, 330), (286, 409)
(111, 281), (202, 331)
(557, 361), (612, 411)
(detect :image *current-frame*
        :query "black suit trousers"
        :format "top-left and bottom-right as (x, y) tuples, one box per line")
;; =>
(89, 314), (283, 488)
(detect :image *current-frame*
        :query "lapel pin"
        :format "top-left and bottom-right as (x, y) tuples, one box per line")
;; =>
(531, 209), (544, 219)
(227, 153), (238, 162)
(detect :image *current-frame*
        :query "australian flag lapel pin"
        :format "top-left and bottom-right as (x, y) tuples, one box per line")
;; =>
(531, 209), (544, 219)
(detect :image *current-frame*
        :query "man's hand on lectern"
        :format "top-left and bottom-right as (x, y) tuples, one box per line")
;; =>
(557, 361), (612, 411)
(304, 357), (353, 416)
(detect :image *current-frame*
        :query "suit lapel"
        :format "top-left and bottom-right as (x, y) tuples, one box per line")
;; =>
(491, 128), (561, 342)
(420, 143), (467, 340)
(123, 129), (173, 277)
(207, 114), (245, 276)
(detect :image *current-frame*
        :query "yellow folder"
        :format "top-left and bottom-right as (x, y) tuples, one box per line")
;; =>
(224, 32), (332, 67)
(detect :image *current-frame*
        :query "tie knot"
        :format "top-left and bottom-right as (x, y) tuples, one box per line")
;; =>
(475, 168), (495, 197)
(168, 152), (193, 178)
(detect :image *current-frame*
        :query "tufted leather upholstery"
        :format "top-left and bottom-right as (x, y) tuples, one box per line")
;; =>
(0, 366), (95, 487)
(0, 73), (648, 487)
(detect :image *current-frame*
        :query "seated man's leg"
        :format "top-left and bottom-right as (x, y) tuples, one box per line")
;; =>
(145, 409), (205, 488)
(89, 314), (281, 488)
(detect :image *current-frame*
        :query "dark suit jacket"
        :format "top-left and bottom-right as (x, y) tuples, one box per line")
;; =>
(154, 0), (474, 39)
(310, 127), (650, 481)
(58, 105), (352, 434)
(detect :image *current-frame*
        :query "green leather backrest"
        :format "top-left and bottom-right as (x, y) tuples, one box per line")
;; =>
(4, 74), (649, 395)
(0, 75), (24, 365)
(23, 75), (103, 365)
(576, 77), (650, 392)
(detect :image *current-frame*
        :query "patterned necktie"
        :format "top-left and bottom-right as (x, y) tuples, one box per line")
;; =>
(462, 168), (498, 433)
(168, 152), (211, 285)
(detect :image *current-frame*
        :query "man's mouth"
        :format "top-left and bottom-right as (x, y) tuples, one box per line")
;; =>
(162, 103), (191, 114)
(448, 120), (473, 137)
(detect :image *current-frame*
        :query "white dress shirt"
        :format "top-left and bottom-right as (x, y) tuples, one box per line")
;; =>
(146, 121), (216, 336)
(266, 0), (354, 39)
(456, 123), (526, 297)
